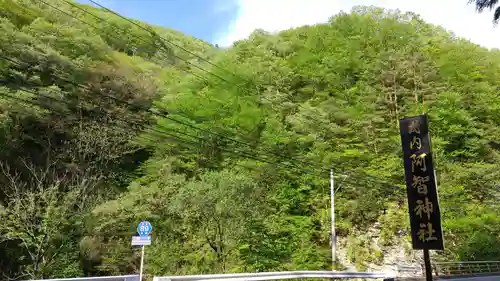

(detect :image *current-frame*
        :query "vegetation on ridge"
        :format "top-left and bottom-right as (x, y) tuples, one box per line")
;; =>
(0, 1), (499, 280)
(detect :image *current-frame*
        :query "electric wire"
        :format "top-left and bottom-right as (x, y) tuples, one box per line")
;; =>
(1, 2), (404, 189)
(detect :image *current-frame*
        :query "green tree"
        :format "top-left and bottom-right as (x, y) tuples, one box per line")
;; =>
(0, 160), (95, 279)
(469, 0), (500, 23)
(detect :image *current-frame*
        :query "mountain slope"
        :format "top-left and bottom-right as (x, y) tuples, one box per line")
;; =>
(0, 2), (499, 279)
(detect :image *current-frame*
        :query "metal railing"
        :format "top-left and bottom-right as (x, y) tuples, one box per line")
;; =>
(22, 275), (139, 281)
(433, 261), (500, 277)
(20, 261), (500, 281)
(393, 264), (422, 277)
(392, 261), (500, 278)
(153, 271), (397, 281)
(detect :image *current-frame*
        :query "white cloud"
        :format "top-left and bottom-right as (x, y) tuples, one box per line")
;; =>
(212, 0), (238, 14)
(214, 0), (342, 46)
(215, 0), (500, 49)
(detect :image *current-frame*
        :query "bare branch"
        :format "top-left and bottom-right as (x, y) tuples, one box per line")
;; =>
(1, 270), (26, 281)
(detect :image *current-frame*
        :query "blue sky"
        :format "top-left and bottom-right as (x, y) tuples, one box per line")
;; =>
(76, 0), (240, 44)
(76, 0), (500, 49)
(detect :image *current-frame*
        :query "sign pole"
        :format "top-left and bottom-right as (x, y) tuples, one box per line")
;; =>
(330, 169), (336, 268)
(133, 221), (152, 281)
(423, 249), (433, 281)
(139, 245), (145, 281)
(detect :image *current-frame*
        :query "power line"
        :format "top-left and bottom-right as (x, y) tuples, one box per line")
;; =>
(33, 0), (338, 172)
(0, 58), (399, 190)
(0, 56), (319, 173)
(1, 53), (402, 189)
(0, 54), (205, 121)
(0, 54), (224, 143)
(0, 53), (323, 176)
(4, 81), (394, 190)
(86, 0), (250, 84)
(62, 0), (364, 158)
(0, 88), (281, 175)
(0, 81), (319, 174)
(0, 1), (403, 190)
(0, 77), (402, 191)
(34, 0), (213, 85)
(51, 0), (233, 85)
(55, 0), (269, 105)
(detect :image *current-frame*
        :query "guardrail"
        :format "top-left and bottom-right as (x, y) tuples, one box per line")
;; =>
(433, 261), (500, 277)
(23, 275), (139, 281)
(153, 271), (397, 281)
(393, 264), (423, 276)
(21, 261), (500, 281)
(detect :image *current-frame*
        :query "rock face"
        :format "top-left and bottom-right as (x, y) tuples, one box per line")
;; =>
(336, 225), (423, 274)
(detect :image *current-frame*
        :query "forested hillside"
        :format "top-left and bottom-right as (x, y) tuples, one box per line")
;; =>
(1, 1), (500, 280)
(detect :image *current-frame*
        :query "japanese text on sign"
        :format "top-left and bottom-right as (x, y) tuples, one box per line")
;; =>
(399, 115), (444, 250)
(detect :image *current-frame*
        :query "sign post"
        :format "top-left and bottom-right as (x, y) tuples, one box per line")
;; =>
(399, 115), (444, 281)
(132, 221), (152, 281)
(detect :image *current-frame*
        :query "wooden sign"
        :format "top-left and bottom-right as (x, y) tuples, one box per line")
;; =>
(399, 115), (444, 250)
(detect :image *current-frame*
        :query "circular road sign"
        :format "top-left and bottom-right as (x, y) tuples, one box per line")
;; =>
(137, 221), (152, 237)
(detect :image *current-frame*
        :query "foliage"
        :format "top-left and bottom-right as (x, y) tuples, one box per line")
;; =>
(1, 1), (500, 279)
(468, 0), (500, 24)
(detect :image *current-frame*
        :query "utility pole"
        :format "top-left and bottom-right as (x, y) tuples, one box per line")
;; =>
(330, 168), (336, 268)
(330, 170), (348, 270)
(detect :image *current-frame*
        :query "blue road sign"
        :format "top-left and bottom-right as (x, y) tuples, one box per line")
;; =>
(137, 221), (152, 237)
